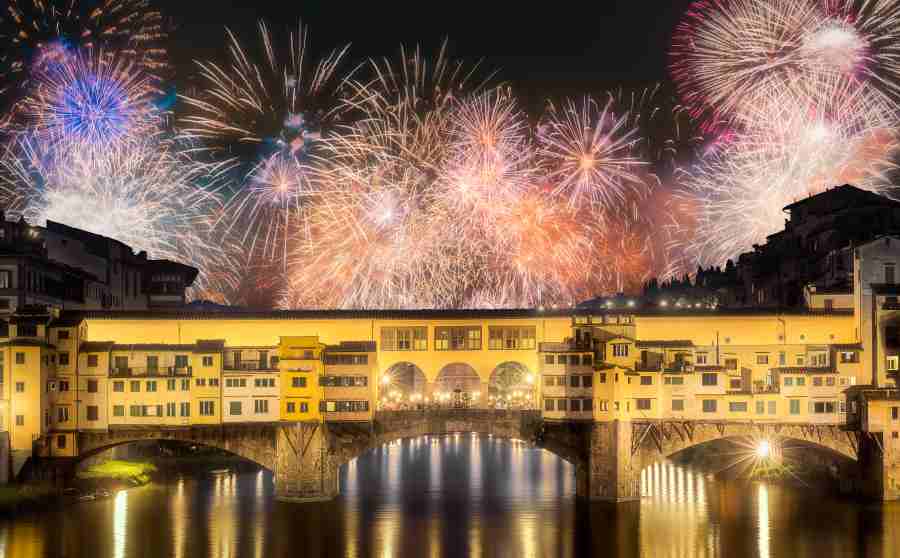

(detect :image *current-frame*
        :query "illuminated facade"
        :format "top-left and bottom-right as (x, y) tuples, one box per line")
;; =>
(0, 237), (899, 499)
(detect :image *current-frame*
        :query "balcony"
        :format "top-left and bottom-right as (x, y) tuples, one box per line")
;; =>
(752, 382), (780, 394)
(634, 361), (662, 372)
(223, 361), (278, 372)
(109, 366), (192, 377)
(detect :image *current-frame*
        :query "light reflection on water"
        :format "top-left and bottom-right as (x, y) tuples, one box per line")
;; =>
(0, 434), (898, 557)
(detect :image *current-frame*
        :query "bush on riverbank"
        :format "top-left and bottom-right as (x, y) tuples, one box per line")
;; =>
(78, 460), (157, 485)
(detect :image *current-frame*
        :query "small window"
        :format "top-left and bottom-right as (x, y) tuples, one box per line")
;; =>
(702, 399), (717, 413)
(755, 401), (765, 414)
(199, 401), (215, 416)
(582, 375), (593, 388)
(570, 375), (581, 388)
(612, 344), (629, 357)
(701, 373), (718, 386)
(300, 402), (309, 413)
(130, 380), (140, 392)
(796, 377), (806, 386)
(636, 398), (651, 411)
(888, 356), (899, 371)
(57, 330), (70, 340)
(59, 352), (70, 366)
(784, 377), (793, 386)
(544, 355), (554, 365)
(570, 399), (582, 412)
(15, 382), (25, 393)
(113, 381), (124, 392)
(292, 376), (307, 388)
(15, 415), (24, 426)
(768, 401), (776, 414)
(113, 405), (125, 417)
(729, 401), (748, 412)
(286, 402), (296, 413)
(790, 400), (801, 414)
(15, 352), (25, 365)
(640, 376), (653, 386)
(695, 353), (708, 365)
(599, 373), (607, 384)
(229, 402), (242, 416)
(87, 406), (99, 421)
(672, 399), (685, 411)
(202, 356), (214, 367)
(891, 407), (899, 420)
(57, 435), (66, 449)
(557, 398), (568, 411)
(254, 399), (269, 414)
(87, 379), (98, 393)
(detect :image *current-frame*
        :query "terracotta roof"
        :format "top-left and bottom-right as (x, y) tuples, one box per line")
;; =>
(80, 341), (114, 352)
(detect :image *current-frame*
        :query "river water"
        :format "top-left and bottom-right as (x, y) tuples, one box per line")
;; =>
(1, 433), (898, 558)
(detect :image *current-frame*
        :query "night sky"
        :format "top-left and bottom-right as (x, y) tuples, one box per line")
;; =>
(159, 0), (696, 115)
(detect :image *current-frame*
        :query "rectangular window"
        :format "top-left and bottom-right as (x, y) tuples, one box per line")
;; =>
(544, 376), (555, 387)
(790, 400), (801, 415)
(202, 356), (214, 367)
(0, 270), (11, 289)
(15, 415), (24, 426)
(229, 401), (242, 415)
(885, 262), (896, 284)
(180, 402), (190, 417)
(87, 379), (98, 393)
(166, 379), (176, 391)
(15, 352), (25, 365)
(112, 381), (124, 392)
(114, 356), (128, 371)
(768, 401), (777, 414)
(15, 381), (25, 393)
(813, 377), (823, 387)
(199, 401), (215, 416)
(570, 399), (582, 412)
(729, 378), (742, 389)
(557, 399), (568, 412)
(381, 327), (428, 351)
(254, 399), (269, 414)
(87, 354), (98, 367)
(729, 401), (748, 412)
(113, 405), (124, 417)
(783, 377), (793, 386)
(130, 380), (140, 392)
(59, 352), (70, 366)
(756, 354), (769, 365)
(702, 400), (717, 413)
(166, 402), (176, 417)
(298, 402), (307, 413)
(640, 376), (653, 385)
(636, 398), (651, 411)
(544, 399), (555, 411)
(87, 406), (99, 421)
(434, 326), (482, 351)
(796, 377), (806, 386)
(756, 401), (765, 414)
(488, 326), (537, 350)
(147, 356), (158, 372)
(840, 351), (858, 363)
(57, 407), (69, 422)
(599, 373), (607, 384)
(664, 376), (684, 385)
(701, 373), (718, 386)
(181, 379), (190, 391)
(544, 355), (554, 365)
(146, 381), (157, 392)
(887, 356), (899, 371)
(57, 435), (66, 449)
(725, 359), (738, 370)
(58, 380), (68, 392)
(696, 353), (708, 365)
(175, 355), (189, 369)
(582, 375), (593, 388)
(570, 375), (581, 388)
(195, 378), (206, 387)
(779, 352), (786, 366)
(292, 376), (307, 388)
(286, 402), (296, 413)
(612, 344), (629, 357)
(129, 405), (141, 417)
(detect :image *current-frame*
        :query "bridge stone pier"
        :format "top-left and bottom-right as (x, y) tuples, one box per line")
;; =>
(47, 414), (887, 503)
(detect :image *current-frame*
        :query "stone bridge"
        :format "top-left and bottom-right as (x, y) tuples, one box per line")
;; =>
(47, 413), (887, 502)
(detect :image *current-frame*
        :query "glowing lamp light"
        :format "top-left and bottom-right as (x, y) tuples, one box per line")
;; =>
(381, 375), (391, 385)
(756, 440), (771, 459)
(526, 373), (535, 384)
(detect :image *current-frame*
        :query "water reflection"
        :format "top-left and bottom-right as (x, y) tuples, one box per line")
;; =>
(0, 434), (898, 557)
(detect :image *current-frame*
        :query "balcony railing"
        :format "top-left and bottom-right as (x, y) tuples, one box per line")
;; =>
(753, 383), (780, 394)
(109, 366), (192, 377)
(223, 362), (278, 371)
(634, 362), (662, 372)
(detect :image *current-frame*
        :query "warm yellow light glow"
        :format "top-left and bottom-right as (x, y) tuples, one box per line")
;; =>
(381, 375), (391, 385)
(756, 440), (771, 459)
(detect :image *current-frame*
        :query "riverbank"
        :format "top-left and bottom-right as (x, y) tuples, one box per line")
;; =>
(0, 484), (60, 515)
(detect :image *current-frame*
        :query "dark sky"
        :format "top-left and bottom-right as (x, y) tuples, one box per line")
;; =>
(158, 0), (696, 114)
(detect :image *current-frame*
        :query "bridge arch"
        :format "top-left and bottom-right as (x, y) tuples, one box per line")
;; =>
(75, 423), (279, 472)
(488, 361), (536, 409)
(434, 363), (481, 408)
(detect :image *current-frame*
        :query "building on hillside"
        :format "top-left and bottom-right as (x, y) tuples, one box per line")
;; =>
(0, 212), (198, 313)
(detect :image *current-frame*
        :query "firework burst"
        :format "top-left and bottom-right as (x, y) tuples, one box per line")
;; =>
(0, 133), (225, 294)
(20, 49), (161, 150)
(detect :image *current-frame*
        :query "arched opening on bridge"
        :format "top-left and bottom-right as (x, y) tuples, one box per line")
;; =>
(434, 363), (481, 408)
(488, 362), (536, 410)
(381, 362), (428, 410)
(339, 434), (576, 499)
(646, 435), (858, 496)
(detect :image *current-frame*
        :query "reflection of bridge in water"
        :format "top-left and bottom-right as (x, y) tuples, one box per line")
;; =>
(43, 410), (875, 504)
